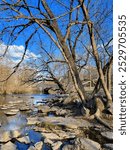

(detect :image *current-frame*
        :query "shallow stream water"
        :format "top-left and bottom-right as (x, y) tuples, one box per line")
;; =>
(0, 94), (55, 150)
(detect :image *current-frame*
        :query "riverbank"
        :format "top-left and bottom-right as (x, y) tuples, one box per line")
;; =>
(0, 94), (113, 150)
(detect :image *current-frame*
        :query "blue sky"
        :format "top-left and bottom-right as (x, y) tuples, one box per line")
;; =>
(0, 0), (113, 65)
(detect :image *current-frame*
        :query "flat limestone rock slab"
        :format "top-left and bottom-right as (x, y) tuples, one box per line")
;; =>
(1, 141), (17, 150)
(27, 117), (40, 125)
(101, 131), (113, 140)
(39, 116), (91, 129)
(0, 131), (11, 143)
(75, 138), (101, 150)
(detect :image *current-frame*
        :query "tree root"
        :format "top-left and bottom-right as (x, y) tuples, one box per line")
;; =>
(94, 109), (112, 130)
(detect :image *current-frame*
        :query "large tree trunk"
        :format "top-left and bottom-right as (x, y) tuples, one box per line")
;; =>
(57, 37), (87, 104)
(79, 0), (112, 106)
(41, 0), (87, 105)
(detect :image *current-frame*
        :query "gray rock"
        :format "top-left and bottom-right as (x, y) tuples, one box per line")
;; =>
(1, 141), (17, 150)
(101, 132), (113, 140)
(4, 109), (19, 116)
(63, 97), (73, 105)
(42, 130), (75, 140)
(75, 138), (101, 150)
(27, 117), (40, 125)
(40, 116), (91, 129)
(34, 141), (43, 150)
(62, 144), (74, 150)
(20, 106), (31, 111)
(33, 127), (47, 133)
(38, 105), (50, 113)
(103, 143), (113, 150)
(58, 130), (75, 139)
(42, 132), (60, 140)
(52, 141), (62, 150)
(44, 138), (53, 144)
(56, 109), (67, 116)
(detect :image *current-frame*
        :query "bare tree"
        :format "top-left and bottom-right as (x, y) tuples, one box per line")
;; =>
(0, 0), (88, 104)
(0, 0), (113, 108)
(26, 57), (66, 94)
(78, 0), (113, 107)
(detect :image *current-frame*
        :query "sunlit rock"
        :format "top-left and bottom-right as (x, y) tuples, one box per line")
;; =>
(0, 131), (11, 143)
(1, 141), (17, 150)
(17, 136), (31, 144)
(52, 141), (62, 150)
(34, 141), (43, 150)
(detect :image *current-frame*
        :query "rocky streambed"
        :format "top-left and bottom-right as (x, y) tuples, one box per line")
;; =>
(0, 94), (113, 150)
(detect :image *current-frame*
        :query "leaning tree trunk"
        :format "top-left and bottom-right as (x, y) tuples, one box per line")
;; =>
(41, 0), (87, 105)
(57, 37), (87, 104)
(79, 0), (112, 106)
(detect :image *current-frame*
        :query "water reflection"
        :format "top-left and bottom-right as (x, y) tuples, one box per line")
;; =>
(0, 94), (54, 150)
(5, 113), (27, 131)
(0, 94), (51, 131)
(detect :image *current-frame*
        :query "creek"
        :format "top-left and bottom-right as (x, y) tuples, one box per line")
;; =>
(0, 94), (55, 150)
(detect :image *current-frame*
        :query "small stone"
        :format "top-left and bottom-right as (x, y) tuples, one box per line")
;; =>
(27, 117), (40, 125)
(1, 141), (17, 150)
(28, 146), (36, 150)
(4, 110), (18, 116)
(52, 141), (62, 150)
(20, 106), (30, 111)
(75, 138), (101, 150)
(63, 97), (73, 105)
(42, 132), (60, 140)
(17, 136), (31, 144)
(56, 109), (67, 116)
(33, 127), (47, 132)
(54, 130), (75, 140)
(11, 109), (19, 112)
(101, 132), (113, 140)
(65, 124), (78, 129)
(34, 141), (43, 150)
(62, 144), (74, 150)
(44, 138), (53, 144)
(38, 105), (50, 113)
